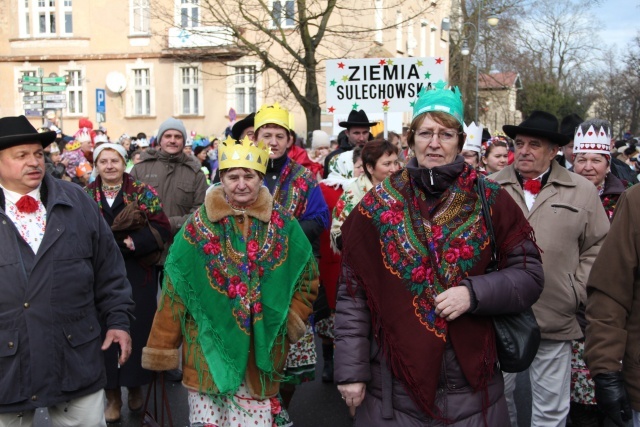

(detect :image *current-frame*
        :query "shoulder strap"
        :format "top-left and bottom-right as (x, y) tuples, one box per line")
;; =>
(477, 176), (497, 262)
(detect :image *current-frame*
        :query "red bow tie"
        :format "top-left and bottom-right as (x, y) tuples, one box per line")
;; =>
(16, 195), (39, 214)
(523, 178), (542, 195)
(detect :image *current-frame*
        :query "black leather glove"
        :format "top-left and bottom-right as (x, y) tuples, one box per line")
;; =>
(594, 371), (632, 427)
(116, 239), (133, 257)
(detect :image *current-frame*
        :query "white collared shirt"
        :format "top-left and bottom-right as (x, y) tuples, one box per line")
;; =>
(1, 185), (47, 253)
(523, 168), (550, 211)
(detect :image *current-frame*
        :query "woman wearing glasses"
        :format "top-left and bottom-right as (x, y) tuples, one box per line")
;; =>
(334, 81), (544, 426)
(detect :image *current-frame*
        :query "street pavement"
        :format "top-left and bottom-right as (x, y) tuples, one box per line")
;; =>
(35, 336), (535, 426)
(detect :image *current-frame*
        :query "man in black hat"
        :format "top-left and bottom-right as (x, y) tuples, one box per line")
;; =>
(322, 109), (376, 179)
(231, 112), (255, 140)
(0, 116), (134, 426)
(489, 110), (610, 427)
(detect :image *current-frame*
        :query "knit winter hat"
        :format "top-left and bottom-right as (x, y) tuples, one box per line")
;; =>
(156, 117), (187, 143)
(311, 130), (330, 149)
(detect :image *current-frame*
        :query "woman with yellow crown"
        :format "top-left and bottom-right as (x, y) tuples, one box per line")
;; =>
(334, 81), (544, 425)
(250, 102), (330, 407)
(141, 136), (318, 427)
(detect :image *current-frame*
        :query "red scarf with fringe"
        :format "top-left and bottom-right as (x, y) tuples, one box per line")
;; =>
(341, 165), (533, 420)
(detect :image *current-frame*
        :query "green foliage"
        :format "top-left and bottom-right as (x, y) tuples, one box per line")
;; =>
(517, 82), (588, 119)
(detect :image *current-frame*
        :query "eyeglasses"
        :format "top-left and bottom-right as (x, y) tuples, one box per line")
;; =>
(415, 130), (460, 143)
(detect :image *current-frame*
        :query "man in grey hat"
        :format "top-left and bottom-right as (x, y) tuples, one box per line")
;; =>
(131, 117), (207, 382)
(131, 117), (207, 238)
(0, 116), (134, 426)
(489, 110), (610, 427)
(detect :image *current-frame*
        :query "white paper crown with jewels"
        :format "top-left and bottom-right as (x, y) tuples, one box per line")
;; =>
(463, 121), (483, 153)
(573, 125), (611, 155)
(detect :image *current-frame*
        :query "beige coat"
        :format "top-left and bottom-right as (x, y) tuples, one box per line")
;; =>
(585, 184), (640, 410)
(490, 161), (609, 340)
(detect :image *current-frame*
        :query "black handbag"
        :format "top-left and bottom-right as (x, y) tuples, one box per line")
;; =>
(477, 176), (541, 373)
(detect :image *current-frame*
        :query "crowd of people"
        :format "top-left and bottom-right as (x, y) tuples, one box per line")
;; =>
(1, 79), (640, 427)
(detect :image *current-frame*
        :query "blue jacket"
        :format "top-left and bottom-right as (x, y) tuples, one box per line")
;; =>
(0, 174), (134, 412)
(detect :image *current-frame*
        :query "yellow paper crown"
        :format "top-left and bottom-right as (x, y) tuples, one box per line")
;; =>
(218, 136), (270, 174)
(254, 102), (290, 131)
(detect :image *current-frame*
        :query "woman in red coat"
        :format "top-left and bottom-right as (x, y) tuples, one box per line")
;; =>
(316, 147), (364, 382)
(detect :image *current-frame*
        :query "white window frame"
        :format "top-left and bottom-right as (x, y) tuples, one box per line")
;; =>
(175, 64), (203, 116)
(231, 65), (258, 115)
(19, 0), (73, 38)
(130, 0), (150, 35)
(176, 0), (200, 29)
(374, 0), (383, 44)
(60, 63), (87, 117)
(395, 10), (403, 54)
(270, 0), (295, 28)
(126, 60), (155, 117)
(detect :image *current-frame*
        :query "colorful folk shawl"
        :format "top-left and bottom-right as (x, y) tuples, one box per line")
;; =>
(163, 189), (316, 398)
(600, 174), (632, 221)
(330, 174), (373, 252)
(85, 173), (164, 215)
(341, 162), (534, 419)
(270, 157), (329, 228)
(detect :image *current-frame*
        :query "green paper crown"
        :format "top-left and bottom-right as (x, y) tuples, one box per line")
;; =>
(412, 80), (464, 125)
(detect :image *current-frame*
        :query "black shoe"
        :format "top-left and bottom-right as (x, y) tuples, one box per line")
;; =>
(322, 359), (334, 383)
(164, 368), (183, 382)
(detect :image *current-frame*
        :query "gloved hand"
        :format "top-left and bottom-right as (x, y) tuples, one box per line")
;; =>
(594, 371), (632, 427)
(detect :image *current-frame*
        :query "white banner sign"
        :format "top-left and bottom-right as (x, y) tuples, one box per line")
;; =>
(325, 57), (446, 114)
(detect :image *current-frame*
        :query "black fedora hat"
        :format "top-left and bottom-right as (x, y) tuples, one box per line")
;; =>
(231, 112), (255, 140)
(503, 111), (570, 146)
(338, 110), (377, 128)
(560, 113), (584, 139)
(0, 115), (56, 150)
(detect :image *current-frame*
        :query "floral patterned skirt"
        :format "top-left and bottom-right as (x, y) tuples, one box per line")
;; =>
(282, 325), (316, 385)
(570, 339), (596, 405)
(315, 313), (334, 340)
(188, 383), (292, 427)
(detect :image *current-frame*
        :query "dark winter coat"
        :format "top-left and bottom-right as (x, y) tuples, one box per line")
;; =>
(86, 175), (171, 389)
(0, 174), (134, 413)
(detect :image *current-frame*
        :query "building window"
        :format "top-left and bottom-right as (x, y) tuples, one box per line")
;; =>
(131, 0), (150, 34)
(234, 66), (257, 114)
(179, 0), (199, 28)
(19, 0), (72, 37)
(272, 0), (294, 28)
(180, 67), (200, 115)
(66, 70), (84, 115)
(133, 68), (151, 115)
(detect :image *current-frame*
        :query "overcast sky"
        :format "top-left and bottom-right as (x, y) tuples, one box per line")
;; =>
(594, 0), (638, 50)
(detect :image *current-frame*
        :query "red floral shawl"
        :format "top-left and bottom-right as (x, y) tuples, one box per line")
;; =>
(341, 164), (533, 419)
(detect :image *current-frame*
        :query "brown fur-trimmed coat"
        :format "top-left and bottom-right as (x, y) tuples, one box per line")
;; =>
(141, 186), (318, 398)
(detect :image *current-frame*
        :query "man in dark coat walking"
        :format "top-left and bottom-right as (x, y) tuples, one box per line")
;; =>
(322, 110), (376, 178)
(0, 116), (134, 426)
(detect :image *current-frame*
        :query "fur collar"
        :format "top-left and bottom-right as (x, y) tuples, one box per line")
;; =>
(205, 185), (273, 223)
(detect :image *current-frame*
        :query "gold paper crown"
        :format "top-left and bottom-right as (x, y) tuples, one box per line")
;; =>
(254, 102), (290, 131)
(218, 136), (271, 174)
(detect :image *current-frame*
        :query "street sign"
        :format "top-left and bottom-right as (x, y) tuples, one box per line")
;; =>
(23, 103), (43, 109)
(96, 89), (106, 113)
(24, 109), (43, 117)
(21, 76), (41, 83)
(42, 76), (67, 84)
(22, 84), (43, 92)
(43, 94), (67, 101)
(23, 95), (43, 102)
(44, 102), (67, 109)
(41, 85), (67, 92)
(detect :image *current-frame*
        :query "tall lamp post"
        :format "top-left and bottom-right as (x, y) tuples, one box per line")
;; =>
(460, 5), (500, 122)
